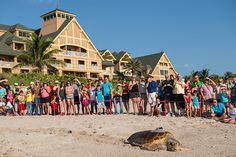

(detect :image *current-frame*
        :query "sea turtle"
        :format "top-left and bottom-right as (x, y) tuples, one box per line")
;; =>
(125, 128), (188, 151)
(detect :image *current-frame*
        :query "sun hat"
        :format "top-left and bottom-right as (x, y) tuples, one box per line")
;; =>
(30, 81), (35, 85)
(55, 80), (59, 84)
(14, 83), (18, 86)
(117, 83), (121, 86)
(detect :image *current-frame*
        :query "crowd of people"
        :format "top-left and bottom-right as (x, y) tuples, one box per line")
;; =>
(0, 74), (235, 123)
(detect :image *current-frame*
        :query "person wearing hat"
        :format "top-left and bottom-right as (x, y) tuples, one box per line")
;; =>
(200, 77), (217, 113)
(146, 74), (158, 116)
(113, 83), (124, 114)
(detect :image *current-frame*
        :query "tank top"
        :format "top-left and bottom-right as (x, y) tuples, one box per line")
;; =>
(59, 87), (65, 98)
(41, 88), (49, 98)
(130, 82), (139, 93)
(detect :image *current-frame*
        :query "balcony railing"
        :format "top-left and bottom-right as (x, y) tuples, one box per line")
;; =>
(78, 64), (85, 70)
(65, 63), (72, 68)
(102, 70), (112, 75)
(60, 50), (88, 57)
(91, 65), (98, 70)
(0, 61), (15, 68)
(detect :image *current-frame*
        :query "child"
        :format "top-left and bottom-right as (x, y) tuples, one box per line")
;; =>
(225, 103), (236, 124)
(18, 90), (26, 116)
(96, 85), (105, 115)
(81, 89), (90, 114)
(184, 90), (192, 118)
(90, 84), (97, 114)
(51, 96), (59, 116)
(7, 90), (14, 104)
(219, 87), (229, 113)
(192, 90), (200, 117)
(5, 98), (15, 116)
(26, 89), (34, 115)
(0, 98), (6, 116)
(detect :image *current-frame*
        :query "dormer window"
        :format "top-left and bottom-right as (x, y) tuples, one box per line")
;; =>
(19, 31), (29, 37)
(62, 14), (65, 18)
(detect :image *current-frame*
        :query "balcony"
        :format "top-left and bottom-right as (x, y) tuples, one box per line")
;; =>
(60, 50), (88, 57)
(91, 65), (98, 70)
(102, 69), (112, 75)
(0, 61), (15, 68)
(78, 64), (85, 70)
(65, 63), (72, 68)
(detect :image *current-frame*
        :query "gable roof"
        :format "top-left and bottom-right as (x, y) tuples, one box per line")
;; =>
(112, 51), (131, 61)
(102, 60), (115, 66)
(135, 52), (164, 73)
(0, 31), (23, 56)
(9, 24), (34, 32)
(99, 49), (116, 60)
(42, 18), (73, 40)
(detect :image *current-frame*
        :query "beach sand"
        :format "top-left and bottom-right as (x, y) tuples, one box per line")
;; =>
(0, 115), (235, 157)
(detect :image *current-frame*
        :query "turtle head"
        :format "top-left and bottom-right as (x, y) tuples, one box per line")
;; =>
(166, 138), (181, 151)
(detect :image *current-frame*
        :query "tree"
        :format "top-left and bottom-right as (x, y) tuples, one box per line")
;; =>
(142, 65), (152, 77)
(224, 71), (234, 79)
(199, 68), (210, 80)
(14, 33), (64, 73)
(114, 71), (125, 80)
(123, 59), (144, 76)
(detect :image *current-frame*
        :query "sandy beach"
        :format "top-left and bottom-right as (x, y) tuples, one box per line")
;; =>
(0, 115), (235, 157)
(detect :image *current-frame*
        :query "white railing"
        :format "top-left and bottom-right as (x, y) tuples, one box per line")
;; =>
(91, 65), (98, 70)
(60, 50), (88, 57)
(0, 61), (14, 68)
(102, 70), (112, 75)
(78, 64), (85, 70)
(65, 63), (72, 68)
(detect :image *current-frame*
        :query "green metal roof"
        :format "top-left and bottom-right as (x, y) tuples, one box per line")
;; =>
(112, 51), (131, 61)
(0, 31), (24, 56)
(102, 60), (115, 66)
(9, 24), (34, 31)
(0, 24), (11, 30)
(43, 18), (73, 41)
(41, 8), (75, 17)
(135, 52), (164, 73)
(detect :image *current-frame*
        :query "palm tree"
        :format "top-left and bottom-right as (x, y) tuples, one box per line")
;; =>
(224, 71), (234, 79)
(199, 69), (210, 80)
(14, 33), (64, 73)
(114, 71), (125, 80)
(142, 65), (152, 77)
(123, 59), (144, 76)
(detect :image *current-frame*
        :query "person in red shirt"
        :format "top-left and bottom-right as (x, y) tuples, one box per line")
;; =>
(51, 96), (58, 116)
(85, 79), (92, 90)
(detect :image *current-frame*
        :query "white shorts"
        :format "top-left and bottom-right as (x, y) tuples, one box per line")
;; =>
(148, 92), (156, 106)
(97, 102), (105, 109)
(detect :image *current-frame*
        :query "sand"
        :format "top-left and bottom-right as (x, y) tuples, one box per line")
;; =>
(0, 115), (235, 157)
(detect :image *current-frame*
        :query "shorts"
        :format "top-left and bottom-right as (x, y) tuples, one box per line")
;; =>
(66, 94), (74, 100)
(42, 97), (50, 103)
(74, 96), (80, 104)
(165, 94), (175, 102)
(6, 109), (13, 113)
(148, 92), (156, 106)
(140, 93), (147, 100)
(129, 92), (140, 99)
(215, 113), (224, 117)
(97, 102), (105, 109)
(122, 94), (129, 103)
(19, 103), (26, 111)
(193, 103), (200, 108)
(231, 96), (236, 103)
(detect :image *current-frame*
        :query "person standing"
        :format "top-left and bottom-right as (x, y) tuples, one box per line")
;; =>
(102, 77), (113, 114)
(65, 81), (75, 115)
(72, 78), (81, 115)
(41, 83), (51, 115)
(122, 79), (130, 114)
(113, 83), (124, 114)
(146, 75), (158, 116)
(139, 76), (147, 114)
(230, 76), (236, 104)
(129, 75), (140, 115)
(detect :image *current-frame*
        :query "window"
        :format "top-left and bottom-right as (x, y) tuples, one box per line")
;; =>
(62, 14), (65, 18)
(160, 70), (168, 76)
(57, 13), (61, 17)
(64, 59), (71, 64)
(19, 31), (29, 37)
(53, 14), (56, 18)
(78, 60), (85, 65)
(91, 62), (97, 66)
(66, 15), (69, 19)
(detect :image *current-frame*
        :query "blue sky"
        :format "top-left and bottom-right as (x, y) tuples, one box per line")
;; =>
(0, 0), (235, 75)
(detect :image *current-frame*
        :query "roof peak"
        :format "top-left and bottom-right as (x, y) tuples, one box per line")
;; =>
(41, 8), (76, 18)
